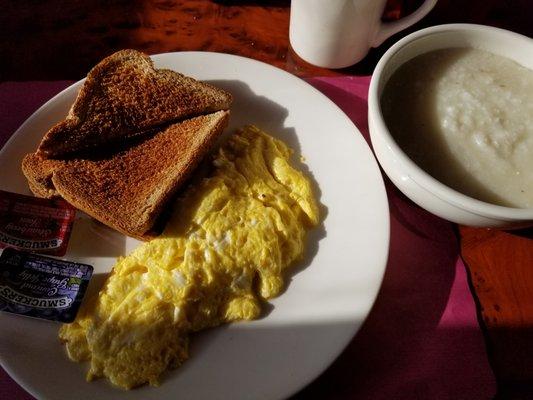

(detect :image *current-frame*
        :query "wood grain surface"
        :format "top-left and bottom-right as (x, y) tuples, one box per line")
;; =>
(1, 0), (531, 81)
(461, 226), (533, 398)
(2, 0), (533, 396)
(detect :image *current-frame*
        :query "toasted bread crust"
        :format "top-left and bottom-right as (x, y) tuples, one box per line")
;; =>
(22, 153), (64, 198)
(22, 49), (233, 239)
(38, 50), (232, 157)
(49, 111), (229, 239)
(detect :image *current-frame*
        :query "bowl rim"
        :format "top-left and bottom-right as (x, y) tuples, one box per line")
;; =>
(369, 23), (533, 220)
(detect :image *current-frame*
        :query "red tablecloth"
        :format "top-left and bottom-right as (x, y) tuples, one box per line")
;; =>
(0, 78), (496, 399)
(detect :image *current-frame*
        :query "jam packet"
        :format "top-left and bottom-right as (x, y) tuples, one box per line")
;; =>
(0, 190), (76, 256)
(0, 248), (93, 323)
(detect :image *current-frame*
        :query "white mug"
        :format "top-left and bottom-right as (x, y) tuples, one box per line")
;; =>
(289, 0), (438, 69)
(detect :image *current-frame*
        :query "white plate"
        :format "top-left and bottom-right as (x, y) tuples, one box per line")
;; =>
(0, 52), (389, 400)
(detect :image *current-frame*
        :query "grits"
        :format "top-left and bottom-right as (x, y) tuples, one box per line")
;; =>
(382, 48), (533, 207)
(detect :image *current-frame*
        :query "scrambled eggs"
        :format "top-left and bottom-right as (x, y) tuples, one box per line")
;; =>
(59, 126), (320, 389)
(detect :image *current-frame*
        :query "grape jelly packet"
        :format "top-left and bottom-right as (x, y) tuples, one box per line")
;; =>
(0, 248), (93, 323)
(0, 189), (76, 257)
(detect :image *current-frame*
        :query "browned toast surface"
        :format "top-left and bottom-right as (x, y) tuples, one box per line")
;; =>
(38, 50), (232, 157)
(22, 153), (65, 198)
(48, 111), (229, 238)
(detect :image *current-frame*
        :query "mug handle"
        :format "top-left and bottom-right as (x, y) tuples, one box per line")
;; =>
(372, 0), (438, 47)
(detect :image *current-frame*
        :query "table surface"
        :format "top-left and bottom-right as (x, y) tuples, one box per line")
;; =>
(2, 0), (533, 398)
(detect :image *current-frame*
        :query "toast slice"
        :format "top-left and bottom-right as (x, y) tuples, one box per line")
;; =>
(22, 153), (64, 198)
(23, 111), (229, 239)
(38, 50), (232, 157)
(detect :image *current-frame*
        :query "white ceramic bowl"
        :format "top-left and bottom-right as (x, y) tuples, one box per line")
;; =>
(369, 24), (533, 228)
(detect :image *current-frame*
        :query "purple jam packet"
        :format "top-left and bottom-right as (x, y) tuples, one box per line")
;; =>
(0, 248), (93, 323)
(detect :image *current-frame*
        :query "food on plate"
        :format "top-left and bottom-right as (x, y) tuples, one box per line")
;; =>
(21, 49), (233, 239)
(23, 111), (229, 239)
(59, 125), (320, 389)
(22, 154), (63, 199)
(38, 49), (232, 157)
(381, 48), (533, 207)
